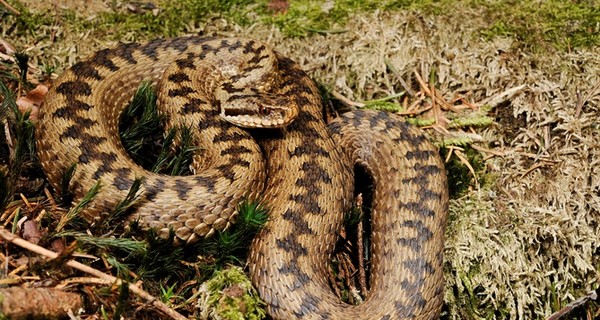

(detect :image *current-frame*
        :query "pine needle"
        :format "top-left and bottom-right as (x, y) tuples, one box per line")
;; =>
(102, 177), (143, 230)
(54, 231), (147, 255)
(55, 181), (101, 232)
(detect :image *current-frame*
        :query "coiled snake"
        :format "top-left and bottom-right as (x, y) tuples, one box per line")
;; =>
(36, 37), (448, 319)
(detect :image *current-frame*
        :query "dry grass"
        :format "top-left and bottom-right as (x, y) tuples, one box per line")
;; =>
(1, 1), (599, 319)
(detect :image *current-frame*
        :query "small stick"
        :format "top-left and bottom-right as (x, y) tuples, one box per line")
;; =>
(331, 91), (365, 108)
(0, 228), (187, 320)
(413, 71), (431, 97)
(397, 105), (432, 116)
(384, 58), (415, 97)
(19, 194), (32, 209)
(470, 144), (505, 158)
(476, 84), (526, 109)
(453, 149), (479, 188)
(546, 289), (598, 320)
(355, 194), (368, 297)
(434, 90), (459, 112)
(0, 0), (20, 15)
(520, 162), (549, 178)
(2, 207), (19, 227)
(56, 276), (113, 289)
(328, 258), (342, 298)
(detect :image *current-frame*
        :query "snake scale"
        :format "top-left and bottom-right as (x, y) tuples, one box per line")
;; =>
(36, 36), (448, 319)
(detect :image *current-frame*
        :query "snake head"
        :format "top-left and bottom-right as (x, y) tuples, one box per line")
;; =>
(219, 93), (299, 129)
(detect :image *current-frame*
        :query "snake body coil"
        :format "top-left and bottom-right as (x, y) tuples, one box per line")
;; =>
(37, 37), (448, 319)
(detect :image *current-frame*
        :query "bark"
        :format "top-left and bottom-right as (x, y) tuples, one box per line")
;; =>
(0, 287), (83, 320)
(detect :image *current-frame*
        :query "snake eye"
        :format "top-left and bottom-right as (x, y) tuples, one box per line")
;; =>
(258, 103), (269, 115)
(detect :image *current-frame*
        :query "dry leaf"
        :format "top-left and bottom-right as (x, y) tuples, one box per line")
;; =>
(21, 220), (41, 245)
(267, 0), (289, 14)
(16, 84), (48, 121)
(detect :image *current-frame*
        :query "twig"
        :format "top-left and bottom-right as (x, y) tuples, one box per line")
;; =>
(384, 57), (415, 97)
(0, 0), (20, 15)
(413, 71), (432, 98)
(0, 228), (187, 320)
(477, 84), (526, 108)
(520, 162), (550, 178)
(56, 276), (114, 289)
(434, 90), (460, 112)
(546, 289), (598, 320)
(2, 207), (19, 227)
(452, 148), (479, 189)
(517, 152), (560, 163)
(331, 91), (365, 108)
(470, 144), (505, 159)
(0, 277), (21, 285)
(398, 105), (432, 116)
(355, 194), (367, 297)
(413, 70), (450, 125)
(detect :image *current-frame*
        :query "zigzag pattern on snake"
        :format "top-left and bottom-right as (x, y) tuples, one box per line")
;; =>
(36, 36), (448, 319)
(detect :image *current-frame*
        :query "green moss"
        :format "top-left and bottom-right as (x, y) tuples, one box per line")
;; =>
(193, 201), (268, 271)
(199, 266), (266, 320)
(406, 117), (436, 127)
(4, 0), (598, 52)
(266, 0), (466, 37)
(441, 146), (484, 199)
(450, 267), (512, 319)
(89, 0), (256, 39)
(270, 0), (599, 49)
(3, 0), (255, 44)
(479, 0), (600, 51)
(363, 101), (405, 112)
(2, 3), (54, 37)
(266, 0), (353, 37)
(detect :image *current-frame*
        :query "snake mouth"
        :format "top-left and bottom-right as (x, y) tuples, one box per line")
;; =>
(222, 105), (297, 129)
(223, 110), (291, 128)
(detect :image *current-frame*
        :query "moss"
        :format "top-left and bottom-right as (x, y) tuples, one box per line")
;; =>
(266, 0), (352, 37)
(198, 266), (266, 320)
(3, 0), (255, 45)
(270, 0), (599, 50)
(5, 0), (598, 52)
(441, 146), (484, 199)
(2, 2), (55, 37)
(266, 0), (471, 37)
(96, 0), (256, 38)
(478, 0), (600, 51)
(363, 101), (404, 112)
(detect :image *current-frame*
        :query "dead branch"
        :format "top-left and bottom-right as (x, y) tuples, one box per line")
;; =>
(0, 227), (187, 320)
(546, 289), (598, 320)
(0, 287), (83, 320)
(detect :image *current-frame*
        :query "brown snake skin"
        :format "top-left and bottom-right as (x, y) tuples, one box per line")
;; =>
(36, 37), (448, 319)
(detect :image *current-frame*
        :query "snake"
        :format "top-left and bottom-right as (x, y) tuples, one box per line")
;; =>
(36, 36), (449, 319)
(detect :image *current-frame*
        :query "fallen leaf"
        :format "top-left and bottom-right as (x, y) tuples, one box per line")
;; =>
(16, 84), (48, 121)
(22, 220), (42, 245)
(267, 0), (289, 14)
